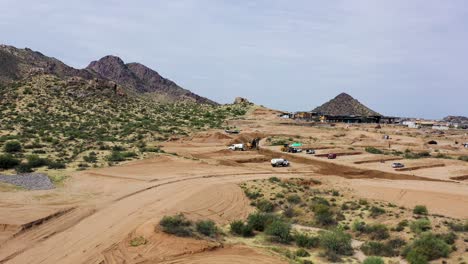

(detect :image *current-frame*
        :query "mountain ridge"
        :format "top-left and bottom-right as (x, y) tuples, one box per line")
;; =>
(0, 44), (216, 105)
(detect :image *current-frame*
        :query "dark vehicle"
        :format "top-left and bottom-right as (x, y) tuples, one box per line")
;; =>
(327, 153), (337, 159)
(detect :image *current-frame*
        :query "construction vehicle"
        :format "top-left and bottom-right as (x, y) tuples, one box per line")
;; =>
(228, 143), (245, 151)
(271, 158), (290, 167)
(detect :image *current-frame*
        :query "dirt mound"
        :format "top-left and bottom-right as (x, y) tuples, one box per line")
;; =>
(159, 245), (286, 264)
(192, 132), (233, 144)
(229, 132), (265, 145)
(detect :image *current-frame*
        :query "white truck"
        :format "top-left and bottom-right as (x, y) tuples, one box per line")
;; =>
(228, 143), (245, 151)
(271, 158), (290, 167)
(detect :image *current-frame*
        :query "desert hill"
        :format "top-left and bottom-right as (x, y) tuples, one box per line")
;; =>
(313, 93), (381, 116)
(0, 44), (215, 104)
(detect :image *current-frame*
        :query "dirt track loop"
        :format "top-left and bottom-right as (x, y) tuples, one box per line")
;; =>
(0, 166), (290, 264)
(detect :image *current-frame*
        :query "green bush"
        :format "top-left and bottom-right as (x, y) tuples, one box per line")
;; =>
(4, 141), (22, 153)
(447, 221), (468, 232)
(15, 162), (33, 173)
(268, 177), (281, 183)
(458, 155), (468, 162)
(294, 232), (319, 248)
(26, 155), (49, 168)
(47, 161), (66, 169)
(230, 220), (254, 237)
(366, 224), (390, 240)
(256, 199), (275, 212)
(286, 194), (301, 204)
(313, 203), (335, 226)
(369, 206), (385, 218)
(403, 232), (451, 263)
(410, 219), (431, 234)
(295, 248), (310, 257)
(107, 151), (126, 162)
(247, 212), (278, 231)
(195, 220), (217, 237)
(318, 228), (353, 260)
(0, 154), (20, 169)
(413, 205), (428, 215)
(265, 219), (292, 243)
(365, 147), (384, 154)
(363, 256), (384, 264)
(395, 220), (409, 231)
(159, 214), (192, 237)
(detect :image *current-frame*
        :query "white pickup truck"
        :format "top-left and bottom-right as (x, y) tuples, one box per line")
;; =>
(228, 143), (244, 151)
(271, 158), (289, 167)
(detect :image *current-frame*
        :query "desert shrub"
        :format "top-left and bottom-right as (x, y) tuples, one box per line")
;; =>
(269, 176), (281, 183)
(403, 232), (451, 263)
(365, 147), (384, 154)
(0, 154), (20, 169)
(360, 240), (404, 257)
(265, 219), (292, 243)
(107, 151), (126, 162)
(369, 206), (385, 217)
(4, 141), (22, 153)
(244, 189), (262, 199)
(294, 232), (319, 248)
(363, 256), (384, 264)
(359, 199), (369, 205)
(159, 214), (192, 237)
(295, 248), (310, 257)
(318, 228), (353, 260)
(15, 162), (33, 173)
(404, 151), (430, 159)
(26, 155), (49, 168)
(413, 205), (428, 215)
(256, 199), (274, 212)
(352, 220), (367, 233)
(410, 219), (431, 234)
(83, 152), (98, 163)
(47, 161), (66, 169)
(395, 220), (409, 231)
(458, 155), (468, 162)
(230, 220), (244, 235)
(129, 236), (147, 247)
(247, 212), (278, 231)
(447, 221), (468, 232)
(195, 220), (217, 237)
(313, 203), (335, 226)
(286, 194), (301, 204)
(436, 232), (457, 245)
(366, 224), (390, 240)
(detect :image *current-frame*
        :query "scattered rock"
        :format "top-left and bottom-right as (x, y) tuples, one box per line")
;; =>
(0, 173), (55, 190)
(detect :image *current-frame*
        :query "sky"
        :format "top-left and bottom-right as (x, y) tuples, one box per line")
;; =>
(1, 0), (467, 119)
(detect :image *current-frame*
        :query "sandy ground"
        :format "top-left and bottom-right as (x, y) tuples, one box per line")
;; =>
(0, 107), (467, 263)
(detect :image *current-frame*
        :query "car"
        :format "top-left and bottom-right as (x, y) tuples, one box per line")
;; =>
(271, 158), (290, 167)
(288, 147), (302, 153)
(327, 153), (337, 159)
(392, 162), (405, 168)
(306, 149), (315, 154)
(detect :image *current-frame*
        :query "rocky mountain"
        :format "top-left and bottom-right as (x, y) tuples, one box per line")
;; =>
(87, 56), (216, 104)
(0, 44), (216, 105)
(313, 93), (381, 116)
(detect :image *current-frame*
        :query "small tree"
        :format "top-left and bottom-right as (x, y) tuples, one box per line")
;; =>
(403, 232), (451, 263)
(0, 154), (20, 169)
(159, 214), (192, 237)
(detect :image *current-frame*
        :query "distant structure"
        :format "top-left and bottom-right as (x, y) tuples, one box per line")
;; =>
(289, 93), (395, 124)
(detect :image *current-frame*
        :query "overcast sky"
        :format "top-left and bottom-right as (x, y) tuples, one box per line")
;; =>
(1, 0), (467, 118)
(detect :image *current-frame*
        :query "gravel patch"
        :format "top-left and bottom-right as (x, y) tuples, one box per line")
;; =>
(0, 173), (55, 190)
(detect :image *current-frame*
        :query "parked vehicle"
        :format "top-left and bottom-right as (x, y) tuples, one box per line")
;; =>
(288, 147), (302, 153)
(306, 149), (315, 154)
(225, 129), (240, 134)
(327, 153), (337, 159)
(228, 143), (244, 151)
(271, 158), (290, 167)
(392, 162), (405, 168)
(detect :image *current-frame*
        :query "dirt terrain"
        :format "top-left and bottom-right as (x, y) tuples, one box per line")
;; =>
(0, 107), (467, 263)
